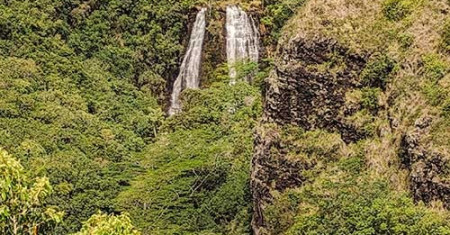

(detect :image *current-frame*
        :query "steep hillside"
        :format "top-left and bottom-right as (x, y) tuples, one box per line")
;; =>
(252, 0), (450, 234)
(0, 0), (278, 233)
(2, 0), (450, 234)
(0, 0), (197, 233)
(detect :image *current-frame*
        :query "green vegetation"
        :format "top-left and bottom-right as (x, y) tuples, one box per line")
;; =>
(398, 33), (414, 49)
(2, 0), (450, 234)
(117, 82), (261, 234)
(360, 54), (396, 89)
(261, 0), (306, 44)
(1, 149), (139, 235)
(271, 0), (450, 234)
(0, 0), (198, 233)
(0, 149), (63, 235)
(423, 82), (448, 106)
(382, 0), (415, 21)
(0, 0), (265, 233)
(361, 87), (381, 113)
(73, 212), (140, 235)
(264, 145), (450, 234)
(0, 55), (163, 233)
(287, 179), (450, 234)
(423, 53), (448, 82)
(421, 54), (450, 109)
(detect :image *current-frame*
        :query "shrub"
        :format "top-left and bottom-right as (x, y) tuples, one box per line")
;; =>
(116, 82), (261, 234)
(361, 87), (381, 113)
(264, 190), (301, 234)
(0, 148), (63, 234)
(423, 53), (448, 82)
(138, 70), (166, 102)
(233, 60), (260, 83)
(286, 179), (450, 234)
(442, 100), (450, 118)
(361, 54), (396, 89)
(264, 156), (450, 235)
(423, 81), (448, 106)
(383, 0), (414, 21)
(338, 156), (365, 174)
(261, 0), (307, 44)
(398, 33), (414, 49)
(73, 212), (140, 235)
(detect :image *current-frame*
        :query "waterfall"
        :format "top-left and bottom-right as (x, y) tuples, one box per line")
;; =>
(226, 5), (260, 84)
(169, 8), (207, 115)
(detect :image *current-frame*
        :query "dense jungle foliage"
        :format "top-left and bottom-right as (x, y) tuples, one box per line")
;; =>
(0, 0), (285, 233)
(1, 0), (450, 234)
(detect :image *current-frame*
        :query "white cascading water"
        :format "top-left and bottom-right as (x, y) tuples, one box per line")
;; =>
(169, 8), (207, 115)
(226, 5), (260, 84)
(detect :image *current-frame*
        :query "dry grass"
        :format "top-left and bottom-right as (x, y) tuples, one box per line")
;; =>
(284, 0), (449, 59)
(282, 0), (381, 52)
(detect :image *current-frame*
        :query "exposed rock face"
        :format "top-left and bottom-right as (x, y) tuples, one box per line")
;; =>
(251, 126), (313, 235)
(264, 36), (368, 143)
(400, 116), (450, 208)
(251, 36), (368, 234)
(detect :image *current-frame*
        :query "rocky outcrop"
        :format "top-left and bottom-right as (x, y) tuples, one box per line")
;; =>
(251, 36), (368, 234)
(400, 116), (450, 208)
(264, 36), (368, 143)
(251, 126), (314, 235)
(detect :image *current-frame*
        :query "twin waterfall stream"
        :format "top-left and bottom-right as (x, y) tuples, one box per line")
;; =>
(169, 6), (259, 115)
(168, 8), (207, 115)
(226, 6), (260, 84)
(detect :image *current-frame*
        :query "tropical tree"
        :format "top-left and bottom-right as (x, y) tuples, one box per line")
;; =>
(74, 211), (141, 235)
(0, 148), (63, 235)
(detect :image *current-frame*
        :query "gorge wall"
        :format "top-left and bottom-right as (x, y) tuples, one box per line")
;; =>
(251, 35), (370, 235)
(263, 37), (369, 142)
(250, 0), (450, 234)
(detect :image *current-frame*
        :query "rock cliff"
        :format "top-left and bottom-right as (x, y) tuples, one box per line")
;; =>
(250, 0), (450, 232)
(251, 35), (370, 234)
(400, 116), (450, 208)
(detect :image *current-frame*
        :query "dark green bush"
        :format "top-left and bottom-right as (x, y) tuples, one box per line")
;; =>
(261, 0), (307, 45)
(338, 156), (365, 174)
(361, 54), (396, 89)
(441, 100), (450, 118)
(116, 82), (261, 234)
(361, 87), (381, 113)
(383, 0), (414, 21)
